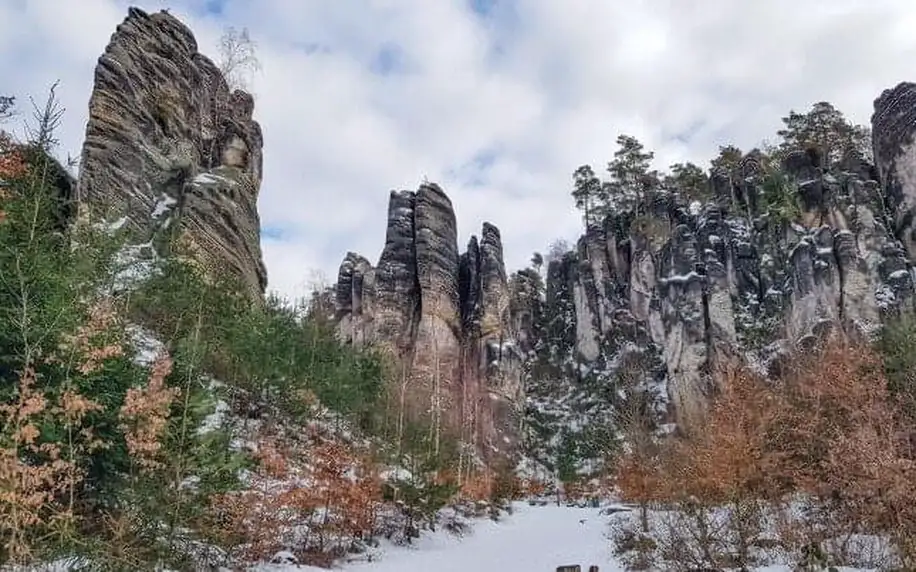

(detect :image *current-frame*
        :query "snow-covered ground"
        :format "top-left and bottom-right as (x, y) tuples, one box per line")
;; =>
(253, 501), (879, 572)
(16, 502), (877, 571)
(257, 502), (620, 572)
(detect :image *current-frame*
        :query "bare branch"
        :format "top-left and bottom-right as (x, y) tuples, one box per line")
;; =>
(217, 26), (261, 92)
(25, 81), (64, 152)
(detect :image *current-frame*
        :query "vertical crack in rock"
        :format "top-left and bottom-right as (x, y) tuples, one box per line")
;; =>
(411, 183), (463, 448)
(476, 222), (523, 460)
(373, 190), (420, 352)
(336, 251), (375, 346)
(535, 92), (916, 434)
(334, 184), (522, 463)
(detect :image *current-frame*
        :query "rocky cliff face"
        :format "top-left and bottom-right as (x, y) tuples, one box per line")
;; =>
(335, 184), (523, 464)
(874, 82), (916, 266)
(337, 85), (916, 472)
(77, 7), (267, 300)
(525, 84), (916, 462)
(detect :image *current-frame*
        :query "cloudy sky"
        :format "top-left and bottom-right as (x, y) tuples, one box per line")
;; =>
(2, 0), (916, 300)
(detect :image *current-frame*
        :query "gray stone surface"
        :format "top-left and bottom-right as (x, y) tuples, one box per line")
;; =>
(335, 184), (522, 461)
(536, 93), (916, 430)
(77, 7), (266, 300)
(338, 82), (916, 451)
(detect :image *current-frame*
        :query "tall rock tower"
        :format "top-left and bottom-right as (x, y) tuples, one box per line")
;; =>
(77, 7), (267, 300)
(335, 184), (524, 465)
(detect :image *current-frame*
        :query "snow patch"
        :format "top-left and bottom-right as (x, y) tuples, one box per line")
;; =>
(659, 270), (703, 286)
(126, 324), (167, 366)
(151, 193), (177, 219)
(111, 240), (160, 291)
(251, 503), (619, 572)
(194, 172), (231, 186)
(197, 399), (230, 435)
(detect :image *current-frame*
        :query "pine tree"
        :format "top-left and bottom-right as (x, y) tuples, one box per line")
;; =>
(571, 164), (602, 228)
(530, 252), (543, 273)
(0, 95), (13, 121)
(664, 161), (709, 202)
(605, 135), (659, 212)
(776, 101), (871, 165)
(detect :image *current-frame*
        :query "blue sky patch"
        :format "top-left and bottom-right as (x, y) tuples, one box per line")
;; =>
(262, 225), (293, 241)
(470, 0), (498, 17)
(669, 120), (707, 145)
(446, 146), (501, 187)
(470, 147), (498, 171)
(370, 44), (406, 75)
(203, 0), (226, 16)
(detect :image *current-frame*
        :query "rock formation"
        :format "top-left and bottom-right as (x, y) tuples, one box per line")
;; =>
(335, 184), (523, 463)
(874, 82), (916, 264)
(341, 84), (916, 470)
(525, 85), (916, 445)
(76, 7), (267, 300)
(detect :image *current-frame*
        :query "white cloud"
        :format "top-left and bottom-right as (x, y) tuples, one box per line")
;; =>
(3, 0), (916, 300)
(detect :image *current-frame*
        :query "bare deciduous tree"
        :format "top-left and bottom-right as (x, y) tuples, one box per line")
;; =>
(217, 26), (261, 92)
(545, 238), (571, 265)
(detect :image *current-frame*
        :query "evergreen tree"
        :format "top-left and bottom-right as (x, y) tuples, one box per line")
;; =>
(604, 135), (659, 212)
(710, 144), (744, 179)
(0, 87), (394, 567)
(664, 161), (709, 202)
(556, 430), (579, 484)
(776, 101), (871, 165)
(0, 95), (13, 121)
(530, 251), (544, 273)
(571, 164), (602, 228)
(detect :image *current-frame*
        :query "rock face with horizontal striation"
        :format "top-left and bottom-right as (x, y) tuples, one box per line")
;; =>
(76, 7), (267, 300)
(874, 82), (916, 263)
(335, 183), (522, 464)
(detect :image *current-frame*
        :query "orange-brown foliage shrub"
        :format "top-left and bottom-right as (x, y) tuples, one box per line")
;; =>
(0, 132), (26, 181)
(519, 477), (550, 498)
(118, 354), (179, 471)
(211, 423), (383, 566)
(0, 367), (84, 563)
(0, 131), (26, 225)
(0, 296), (161, 563)
(614, 339), (916, 569)
(458, 470), (493, 502)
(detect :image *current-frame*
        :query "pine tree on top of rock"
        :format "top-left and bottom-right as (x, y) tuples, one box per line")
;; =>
(776, 101), (871, 166)
(604, 134), (660, 214)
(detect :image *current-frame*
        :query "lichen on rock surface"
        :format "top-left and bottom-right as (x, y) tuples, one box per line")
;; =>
(76, 7), (267, 301)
